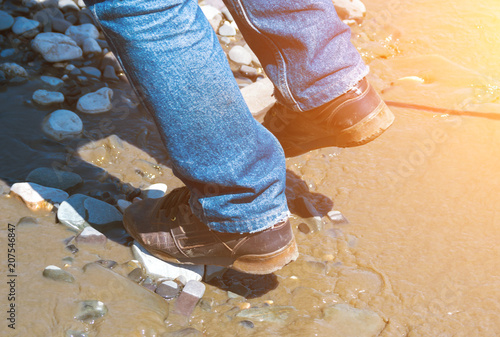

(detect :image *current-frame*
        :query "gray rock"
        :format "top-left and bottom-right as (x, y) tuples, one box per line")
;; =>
(32, 32), (83, 62)
(42, 109), (83, 140)
(82, 37), (101, 54)
(65, 23), (99, 46)
(236, 306), (297, 323)
(74, 300), (108, 321)
(76, 226), (107, 245)
(218, 21), (236, 36)
(102, 64), (119, 81)
(33, 89), (65, 106)
(156, 280), (180, 299)
(59, 0), (80, 12)
(69, 67), (81, 76)
(127, 267), (144, 283)
(12, 17), (40, 36)
(0, 63), (28, 79)
(84, 197), (123, 227)
(174, 280), (206, 316)
(26, 167), (82, 191)
(322, 304), (385, 337)
(228, 46), (252, 65)
(57, 194), (90, 232)
(41, 75), (64, 89)
(116, 199), (132, 213)
(51, 17), (72, 33)
(78, 8), (94, 25)
(0, 10), (14, 31)
(132, 241), (204, 283)
(80, 66), (101, 78)
(0, 48), (16, 58)
(241, 77), (275, 122)
(10, 182), (68, 212)
(76, 87), (113, 114)
(43, 265), (75, 282)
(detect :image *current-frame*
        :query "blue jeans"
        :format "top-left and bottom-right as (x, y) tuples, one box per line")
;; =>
(84, 0), (368, 233)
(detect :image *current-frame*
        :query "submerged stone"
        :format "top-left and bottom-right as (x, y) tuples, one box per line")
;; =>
(235, 306), (297, 323)
(26, 167), (82, 191)
(66, 330), (88, 337)
(0, 62), (28, 78)
(322, 304), (385, 337)
(156, 280), (180, 299)
(74, 300), (108, 321)
(76, 226), (107, 245)
(32, 89), (65, 106)
(42, 109), (83, 140)
(12, 16), (40, 36)
(43, 265), (75, 282)
(32, 32), (83, 62)
(76, 87), (113, 114)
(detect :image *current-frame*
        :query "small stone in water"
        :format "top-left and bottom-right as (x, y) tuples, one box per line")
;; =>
(328, 210), (349, 225)
(33, 89), (65, 106)
(76, 226), (107, 245)
(26, 167), (82, 191)
(298, 222), (310, 234)
(76, 87), (113, 114)
(228, 45), (252, 65)
(41, 75), (64, 90)
(42, 109), (83, 141)
(0, 62), (28, 79)
(65, 244), (79, 254)
(16, 216), (38, 227)
(239, 320), (254, 328)
(174, 280), (206, 316)
(128, 267), (144, 283)
(156, 280), (180, 299)
(43, 265), (75, 283)
(218, 21), (236, 36)
(75, 300), (108, 321)
(142, 277), (157, 292)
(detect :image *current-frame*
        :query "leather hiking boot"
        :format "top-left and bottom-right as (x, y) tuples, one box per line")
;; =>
(123, 187), (299, 275)
(262, 77), (395, 157)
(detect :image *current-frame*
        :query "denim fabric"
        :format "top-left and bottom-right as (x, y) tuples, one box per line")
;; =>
(84, 0), (367, 233)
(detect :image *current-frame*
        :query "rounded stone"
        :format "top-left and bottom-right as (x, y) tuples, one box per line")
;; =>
(65, 23), (99, 46)
(43, 265), (75, 282)
(0, 10), (14, 31)
(0, 63), (28, 79)
(76, 87), (113, 114)
(218, 21), (236, 36)
(41, 75), (64, 90)
(82, 37), (101, 54)
(32, 32), (83, 62)
(42, 109), (83, 141)
(33, 89), (65, 106)
(12, 16), (40, 35)
(228, 45), (252, 65)
(26, 167), (82, 190)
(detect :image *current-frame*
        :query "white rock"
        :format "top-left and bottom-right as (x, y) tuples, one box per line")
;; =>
(82, 37), (101, 54)
(32, 32), (83, 62)
(77, 0), (85, 8)
(0, 62), (28, 78)
(40, 75), (64, 89)
(59, 0), (80, 12)
(10, 182), (68, 211)
(116, 199), (132, 213)
(218, 21), (236, 36)
(143, 183), (167, 199)
(42, 109), (83, 140)
(83, 197), (123, 226)
(228, 45), (252, 65)
(200, 5), (221, 21)
(243, 44), (260, 66)
(12, 17), (40, 35)
(327, 210), (349, 224)
(241, 77), (276, 122)
(65, 24), (99, 46)
(0, 10), (14, 31)
(33, 89), (65, 105)
(132, 241), (204, 284)
(57, 194), (89, 231)
(76, 87), (113, 114)
(332, 0), (366, 22)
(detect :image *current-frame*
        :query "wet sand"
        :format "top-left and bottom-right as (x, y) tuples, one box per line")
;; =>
(1, 0), (500, 336)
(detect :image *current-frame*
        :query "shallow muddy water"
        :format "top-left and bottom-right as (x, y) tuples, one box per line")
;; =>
(1, 0), (500, 336)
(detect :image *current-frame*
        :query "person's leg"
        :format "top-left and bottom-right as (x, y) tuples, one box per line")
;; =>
(84, 0), (288, 233)
(224, 0), (394, 157)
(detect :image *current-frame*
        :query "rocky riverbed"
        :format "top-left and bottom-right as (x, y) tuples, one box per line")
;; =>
(2, 0), (500, 336)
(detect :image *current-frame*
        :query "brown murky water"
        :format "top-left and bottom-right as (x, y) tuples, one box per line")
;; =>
(1, 0), (500, 336)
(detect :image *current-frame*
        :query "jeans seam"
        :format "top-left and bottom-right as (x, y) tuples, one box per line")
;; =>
(232, 0), (303, 112)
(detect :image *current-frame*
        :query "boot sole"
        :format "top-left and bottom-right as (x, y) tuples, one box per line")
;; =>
(283, 101), (395, 157)
(146, 239), (299, 275)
